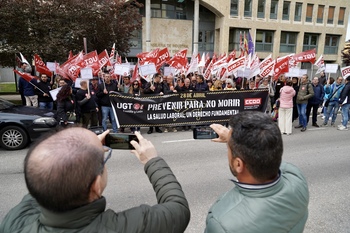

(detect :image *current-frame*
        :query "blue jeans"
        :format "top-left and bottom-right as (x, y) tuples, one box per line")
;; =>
(297, 103), (307, 127)
(324, 101), (339, 124)
(101, 106), (118, 133)
(341, 103), (350, 127)
(39, 102), (53, 110)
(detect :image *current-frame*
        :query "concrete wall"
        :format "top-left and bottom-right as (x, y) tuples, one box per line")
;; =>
(0, 67), (16, 83)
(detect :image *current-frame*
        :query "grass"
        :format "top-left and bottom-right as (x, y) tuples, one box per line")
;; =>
(0, 83), (16, 93)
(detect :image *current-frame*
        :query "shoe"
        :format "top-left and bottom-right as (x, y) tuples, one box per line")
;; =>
(331, 122), (335, 127)
(295, 125), (303, 129)
(156, 129), (163, 133)
(338, 125), (348, 131)
(322, 123), (328, 127)
(147, 130), (153, 134)
(286, 133), (291, 135)
(120, 128), (125, 133)
(301, 127), (307, 132)
(312, 123), (319, 127)
(164, 128), (168, 133)
(321, 116), (325, 119)
(173, 128), (177, 132)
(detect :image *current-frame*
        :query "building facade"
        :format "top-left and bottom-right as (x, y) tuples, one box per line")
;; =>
(129, 0), (349, 66)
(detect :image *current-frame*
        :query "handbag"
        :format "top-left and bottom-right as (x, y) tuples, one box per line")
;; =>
(324, 85), (342, 107)
(324, 99), (330, 107)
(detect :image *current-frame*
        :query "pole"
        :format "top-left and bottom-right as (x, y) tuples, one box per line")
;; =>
(83, 37), (88, 54)
(145, 0), (151, 52)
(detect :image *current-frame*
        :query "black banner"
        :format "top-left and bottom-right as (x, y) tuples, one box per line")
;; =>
(110, 90), (269, 127)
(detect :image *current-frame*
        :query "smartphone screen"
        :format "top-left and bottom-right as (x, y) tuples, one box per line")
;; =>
(193, 126), (218, 139)
(105, 133), (138, 149)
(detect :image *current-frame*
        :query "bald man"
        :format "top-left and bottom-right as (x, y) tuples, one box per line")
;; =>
(0, 128), (190, 232)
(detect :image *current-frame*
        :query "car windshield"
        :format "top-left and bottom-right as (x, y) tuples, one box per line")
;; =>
(0, 98), (15, 110)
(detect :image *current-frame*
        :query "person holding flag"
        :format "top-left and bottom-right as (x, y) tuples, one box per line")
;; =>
(35, 74), (54, 110)
(18, 63), (38, 107)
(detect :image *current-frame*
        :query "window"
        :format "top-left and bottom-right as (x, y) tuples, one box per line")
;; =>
(324, 35), (339, 54)
(338, 7), (345, 25)
(230, 0), (239, 17)
(228, 28), (249, 52)
(294, 2), (302, 21)
(327, 6), (335, 24)
(317, 5), (324, 23)
(256, 30), (273, 52)
(150, 0), (186, 19)
(130, 30), (142, 49)
(282, 1), (290, 20)
(306, 4), (313, 22)
(244, 0), (252, 17)
(303, 33), (318, 52)
(199, 30), (214, 51)
(280, 32), (297, 53)
(257, 0), (265, 18)
(270, 0), (278, 19)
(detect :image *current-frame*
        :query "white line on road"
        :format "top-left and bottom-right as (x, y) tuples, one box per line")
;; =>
(162, 139), (195, 143)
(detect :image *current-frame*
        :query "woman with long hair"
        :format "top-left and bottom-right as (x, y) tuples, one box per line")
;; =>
(56, 85), (75, 126)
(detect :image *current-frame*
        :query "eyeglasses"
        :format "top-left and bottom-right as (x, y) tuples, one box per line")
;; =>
(133, 83), (139, 86)
(103, 146), (112, 165)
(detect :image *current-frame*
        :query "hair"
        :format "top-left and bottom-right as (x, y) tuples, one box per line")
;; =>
(228, 111), (283, 182)
(24, 127), (104, 212)
(198, 75), (204, 81)
(286, 80), (293, 86)
(56, 85), (72, 102)
(346, 76), (350, 82)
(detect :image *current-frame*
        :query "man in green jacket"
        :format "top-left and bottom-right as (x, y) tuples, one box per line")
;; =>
(205, 111), (309, 233)
(0, 128), (190, 233)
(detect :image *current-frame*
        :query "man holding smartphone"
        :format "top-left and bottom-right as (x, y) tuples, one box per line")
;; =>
(1, 128), (190, 233)
(205, 111), (309, 233)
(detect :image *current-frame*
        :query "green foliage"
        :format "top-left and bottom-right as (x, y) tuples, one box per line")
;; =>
(0, 0), (143, 66)
(341, 40), (350, 66)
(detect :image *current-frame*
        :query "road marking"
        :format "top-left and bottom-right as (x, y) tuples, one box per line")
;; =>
(162, 139), (195, 143)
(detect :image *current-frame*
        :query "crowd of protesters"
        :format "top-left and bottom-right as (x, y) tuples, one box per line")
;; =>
(17, 62), (350, 133)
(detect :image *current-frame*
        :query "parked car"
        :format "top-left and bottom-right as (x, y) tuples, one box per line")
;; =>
(0, 98), (57, 150)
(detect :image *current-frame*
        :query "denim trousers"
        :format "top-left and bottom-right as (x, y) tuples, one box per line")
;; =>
(341, 103), (350, 127)
(297, 103), (307, 127)
(101, 106), (118, 133)
(324, 101), (339, 124)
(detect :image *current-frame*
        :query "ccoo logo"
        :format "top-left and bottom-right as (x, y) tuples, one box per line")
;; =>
(244, 98), (262, 106)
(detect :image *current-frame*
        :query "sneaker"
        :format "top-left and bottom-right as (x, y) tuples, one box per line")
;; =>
(173, 128), (177, 132)
(156, 128), (163, 133)
(338, 125), (348, 131)
(322, 123), (328, 127)
(322, 116), (325, 120)
(164, 128), (168, 133)
(301, 127), (307, 132)
(331, 122), (335, 127)
(295, 125), (303, 129)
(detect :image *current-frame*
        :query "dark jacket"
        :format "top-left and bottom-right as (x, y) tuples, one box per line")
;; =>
(75, 89), (98, 113)
(35, 80), (54, 103)
(18, 77), (35, 96)
(97, 82), (117, 107)
(195, 82), (209, 91)
(339, 82), (350, 105)
(143, 82), (164, 94)
(0, 157), (190, 233)
(308, 84), (324, 105)
(56, 97), (75, 122)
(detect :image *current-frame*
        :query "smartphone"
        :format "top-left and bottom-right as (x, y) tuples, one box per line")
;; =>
(105, 133), (139, 149)
(193, 126), (218, 139)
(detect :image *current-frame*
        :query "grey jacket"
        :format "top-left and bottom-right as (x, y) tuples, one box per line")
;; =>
(205, 162), (309, 233)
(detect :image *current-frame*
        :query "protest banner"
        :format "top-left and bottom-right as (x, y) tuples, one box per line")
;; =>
(110, 90), (268, 127)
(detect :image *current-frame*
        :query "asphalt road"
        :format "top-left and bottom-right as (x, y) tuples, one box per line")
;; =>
(1, 118), (350, 232)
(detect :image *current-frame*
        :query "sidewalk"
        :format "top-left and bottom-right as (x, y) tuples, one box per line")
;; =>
(0, 94), (21, 101)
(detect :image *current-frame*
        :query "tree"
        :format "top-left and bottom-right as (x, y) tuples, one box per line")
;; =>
(342, 40), (350, 66)
(0, 0), (143, 67)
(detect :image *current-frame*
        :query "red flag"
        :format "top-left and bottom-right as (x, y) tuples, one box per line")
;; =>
(204, 59), (214, 80)
(260, 60), (275, 77)
(138, 48), (159, 65)
(168, 49), (188, 69)
(227, 56), (245, 73)
(55, 62), (68, 79)
(68, 50), (73, 60)
(227, 50), (236, 62)
(131, 63), (139, 82)
(34, 54), (53, 77)
(292, 49), (316, 64)
(243, 32), (249, 56)
(14, 69), (35, 82)
(98, 50), (112, 68)
(259, 54), (273, 71)
(60, 52), (84, 81)
(79, 51), (100, 74)
(274, 57), (290, 80)
(156, 48), (171, 71)
(239, 32), (244, 58)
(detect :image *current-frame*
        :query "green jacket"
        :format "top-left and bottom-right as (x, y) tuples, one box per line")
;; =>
(0, 157), (190, 233)
(205, 162), (309, 233)
(296, 82), (314, 104)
